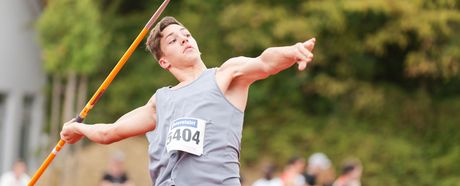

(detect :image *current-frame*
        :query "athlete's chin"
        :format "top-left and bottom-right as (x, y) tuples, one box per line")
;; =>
(183, 52), (201, 60)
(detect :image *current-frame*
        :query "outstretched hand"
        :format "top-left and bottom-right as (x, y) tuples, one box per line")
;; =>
(293, 38), (315, 71)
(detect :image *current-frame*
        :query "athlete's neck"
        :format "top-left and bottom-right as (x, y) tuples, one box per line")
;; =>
(170, 61), (207, 87)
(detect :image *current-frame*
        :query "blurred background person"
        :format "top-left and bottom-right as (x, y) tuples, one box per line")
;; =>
(0, 159), (30, 186)
(276, 156), (306, 186)
(304, 152), (335, 186)
(100, 151), (134, 186)
(333, 159), (362, 186)
(252, 163), (278, 186)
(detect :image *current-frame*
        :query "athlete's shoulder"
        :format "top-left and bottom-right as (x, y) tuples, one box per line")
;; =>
(147, 93), (157, 106)
(219, 56), (251, 69)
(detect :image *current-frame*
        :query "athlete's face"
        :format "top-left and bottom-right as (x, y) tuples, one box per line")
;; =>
(159, 24), (201, 69)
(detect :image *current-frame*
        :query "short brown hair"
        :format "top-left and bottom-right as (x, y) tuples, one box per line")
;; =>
(146, 16), (184, 61)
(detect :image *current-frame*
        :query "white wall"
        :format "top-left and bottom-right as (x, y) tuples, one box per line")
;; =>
(0, 0), (45, 173)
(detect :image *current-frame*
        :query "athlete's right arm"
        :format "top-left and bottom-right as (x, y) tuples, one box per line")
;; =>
(60, 94), (157, 144)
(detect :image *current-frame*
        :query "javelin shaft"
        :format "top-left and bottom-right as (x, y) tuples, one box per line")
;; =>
(28, 1), (170, 185)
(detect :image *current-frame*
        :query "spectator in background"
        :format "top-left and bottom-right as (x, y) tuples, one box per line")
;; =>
(305, 152), (335, 186)
(100, 151), (134, 186)
(252, 163), (278, 186)
(333, 159), (362, 186)
(276, 156), (306, 186)
(0, 159), (30, 186)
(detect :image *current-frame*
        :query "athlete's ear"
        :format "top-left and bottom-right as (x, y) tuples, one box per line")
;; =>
(159, 57), (171, 69)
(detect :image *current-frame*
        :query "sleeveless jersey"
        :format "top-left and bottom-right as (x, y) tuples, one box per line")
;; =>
(146, 68), (244, 186)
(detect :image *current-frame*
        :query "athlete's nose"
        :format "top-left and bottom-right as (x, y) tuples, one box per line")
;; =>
(180, 35), (189, 45)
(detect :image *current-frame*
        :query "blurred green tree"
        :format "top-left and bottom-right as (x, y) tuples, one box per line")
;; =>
(37, 0), (108, 184)
(37, 0), (107, 139)
(36, 0), (460, 185)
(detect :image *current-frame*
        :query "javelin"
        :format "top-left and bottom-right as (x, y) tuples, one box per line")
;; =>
(28, 0), (171, 185)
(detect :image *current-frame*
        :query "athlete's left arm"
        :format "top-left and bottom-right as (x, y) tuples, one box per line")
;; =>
(215, 38), (315, 111)
(218, 38), (316, 86)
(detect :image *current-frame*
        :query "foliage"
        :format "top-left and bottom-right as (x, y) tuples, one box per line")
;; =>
(37, 0), (107, 75)
(38, 0), (460, 185)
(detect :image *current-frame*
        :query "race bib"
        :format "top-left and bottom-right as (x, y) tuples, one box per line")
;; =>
(166, 117), (206, 156)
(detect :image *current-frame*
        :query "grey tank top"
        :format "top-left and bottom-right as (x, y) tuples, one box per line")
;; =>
(146, 68), (244, 186)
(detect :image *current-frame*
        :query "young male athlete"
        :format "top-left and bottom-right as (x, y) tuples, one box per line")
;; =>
(60, 16), (315, 186)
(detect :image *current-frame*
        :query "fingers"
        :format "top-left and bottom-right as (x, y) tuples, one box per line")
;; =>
(294, 42), (314, 71)
(61, 129), (82, 144)
(68, 136), (83, 144)
(298, 61), (307, 71)
(60, 125), (71, 143)
(294, 43), (311, 62)
(297, 42), (314, 61)
(292, 37), (316, 71)
(303, 38), (316, 51)
(60, 118), (82, 144)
